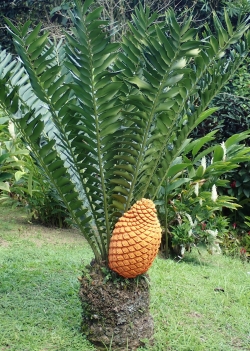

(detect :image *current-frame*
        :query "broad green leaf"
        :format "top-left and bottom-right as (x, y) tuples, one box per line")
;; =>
(25, 23), (42, 45)
(86, 7), (103, 23)
(5, 18), (20, 36)
(51, 85), (69, 104)
(126, 77), (154, 91)
(114, 155), (136, 165)
(113, 170), (133, 181)
(181, 41), (201, 50)
(210, 36), (219, 53)
(69, 200), (83, 210)
(14, 171), (26, 181)
(191, 131), (217, 156)
(171, 58), (186, 70)
(166, 163), (189, 178)
(155, 101), (175, 112)
(113, 186), (129, 196)
(43, 151), (57, 164)
(165, 74), (183, 86)
(82, 0), (94, 14)
(0, 173), (12, 181)
(110, 178), (131, 188)
(185, 48), (200, 56)
(27, 32), (49, 54)
(112, 194), (127, 203)
(36, 57), (55, 75)
(225, 131), (250, 149)
(195, 165), (204, 178)
(193, 108), (219, 128)
(112, 200), (125, 211)
(100, 122), (121, 137)
(157, 118), (169, 135)
(165, 178), (191, 195)
(156, 26), (175, 59)
(0, 181), (10, 192)
(0, 153), (10, 164)
(181, 28), (197, 41)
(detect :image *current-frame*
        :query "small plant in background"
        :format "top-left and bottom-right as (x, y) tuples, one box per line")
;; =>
(156, 131), (250, 258)
(218, 215), (250, 261)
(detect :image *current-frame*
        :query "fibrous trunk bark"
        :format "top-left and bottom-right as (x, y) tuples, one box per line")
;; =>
(79, 261), (154, 351)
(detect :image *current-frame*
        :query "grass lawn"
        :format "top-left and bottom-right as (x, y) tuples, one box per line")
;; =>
(0, 206), (249, 351)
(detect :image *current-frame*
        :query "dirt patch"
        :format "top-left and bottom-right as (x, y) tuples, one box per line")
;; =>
(15, 223), (86, 247)
(231, 337), (246, 349)
(188, 311), (203, 318)
(0, 206), (27, 223)
(0, 237), (9, 247)
(0, 206), (86, 247)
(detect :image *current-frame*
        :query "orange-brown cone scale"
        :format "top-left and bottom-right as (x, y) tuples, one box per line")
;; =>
(108, 198), (162, 278)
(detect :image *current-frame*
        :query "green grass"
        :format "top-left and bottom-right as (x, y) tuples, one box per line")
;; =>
(0, 206), (250, 351)
(149, 254), (250, 351)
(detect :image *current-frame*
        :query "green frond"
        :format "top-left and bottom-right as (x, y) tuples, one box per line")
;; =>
(114, 8), (250, 202)
(0, 2), (249, 262)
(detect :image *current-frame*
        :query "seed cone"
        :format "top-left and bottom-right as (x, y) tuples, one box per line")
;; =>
(108, 198), (162, 278)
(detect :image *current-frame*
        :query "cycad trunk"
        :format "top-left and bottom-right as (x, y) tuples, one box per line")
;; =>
(79, 261), (154, 351)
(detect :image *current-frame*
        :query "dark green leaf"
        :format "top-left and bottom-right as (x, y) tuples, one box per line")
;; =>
(27, 32), (49, 54)
(166, 163), (189, 178)
(25, 23), (42, 45)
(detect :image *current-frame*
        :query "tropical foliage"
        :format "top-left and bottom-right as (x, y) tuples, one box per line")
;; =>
(191, 56), (250, 228)
(156, 131), (250, 257)
(0, 117), (69, 226)
(0, 0), (249, 265)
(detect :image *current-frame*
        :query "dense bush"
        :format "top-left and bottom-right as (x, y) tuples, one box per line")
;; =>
(0, 116), (70, 227)
(155, 131), (250, 258)
(191, 56), (250, 219)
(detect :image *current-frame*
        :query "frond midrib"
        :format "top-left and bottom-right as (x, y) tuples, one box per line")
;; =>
(84, 19), (111, 257)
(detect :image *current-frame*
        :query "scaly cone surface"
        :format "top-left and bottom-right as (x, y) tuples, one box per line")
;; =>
(108, 198), (162, 278)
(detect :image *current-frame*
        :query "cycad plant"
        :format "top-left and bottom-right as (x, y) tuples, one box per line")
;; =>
(0, 1), (249, 349)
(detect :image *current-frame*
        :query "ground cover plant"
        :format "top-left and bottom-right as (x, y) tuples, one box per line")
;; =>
(0, 206), (250, 351)
(0, 0), (250, 348)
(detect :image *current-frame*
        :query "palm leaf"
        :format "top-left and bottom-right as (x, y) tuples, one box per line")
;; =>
(2, 2), (121, 260)
(112, 8), (250, 204)
(0, 1), (249, 263)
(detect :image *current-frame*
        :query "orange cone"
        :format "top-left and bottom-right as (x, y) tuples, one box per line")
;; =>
(108, 198), (162, 278)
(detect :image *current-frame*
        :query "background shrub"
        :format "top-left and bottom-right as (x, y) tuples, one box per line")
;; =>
(0, 116), (70, 227)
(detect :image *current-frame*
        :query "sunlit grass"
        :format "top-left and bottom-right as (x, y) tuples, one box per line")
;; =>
(0, 206), (249, 351)
(147, 252), (250, 351)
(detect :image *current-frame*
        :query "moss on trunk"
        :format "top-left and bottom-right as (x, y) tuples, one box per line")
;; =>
(79, 261), (154, 351)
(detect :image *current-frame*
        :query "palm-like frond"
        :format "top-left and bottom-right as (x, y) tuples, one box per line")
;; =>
(112, 9), (250, 205)
(0, 0), (249, 262)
